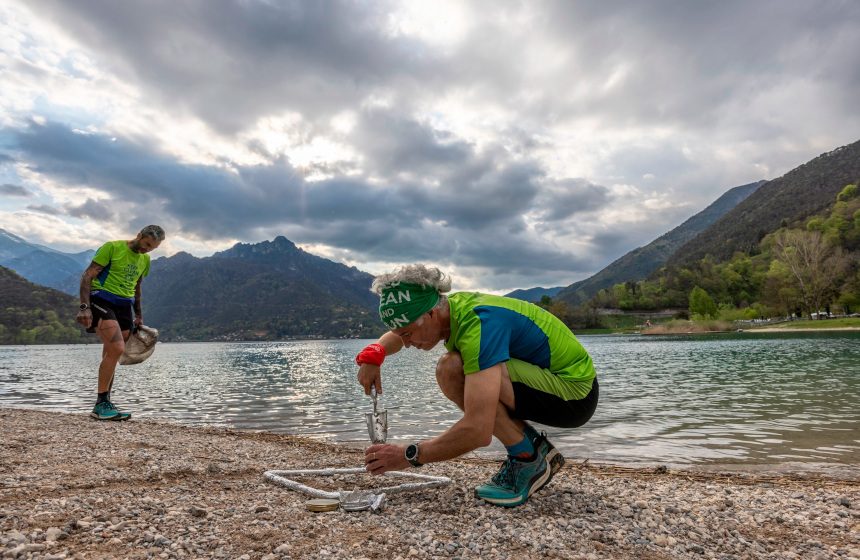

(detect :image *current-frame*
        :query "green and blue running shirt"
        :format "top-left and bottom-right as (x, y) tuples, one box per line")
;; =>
(90, 240), (151, 300)
(444, 292), (596, 399)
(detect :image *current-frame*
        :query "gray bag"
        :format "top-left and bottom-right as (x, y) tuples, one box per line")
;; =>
(119, 325), (159, 365)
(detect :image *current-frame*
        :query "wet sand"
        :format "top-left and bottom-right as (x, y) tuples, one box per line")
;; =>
(1, 408), (858, 559)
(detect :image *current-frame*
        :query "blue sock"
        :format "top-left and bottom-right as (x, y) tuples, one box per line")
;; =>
(505, 434), (535, 459)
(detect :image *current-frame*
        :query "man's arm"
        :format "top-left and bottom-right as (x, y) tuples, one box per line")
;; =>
(357, 330), (405, 394)
(76, 262), (104, 328)
(134, 277), (143, 325)
(406, 364), (502, 463)
(365, 365), (502, 473)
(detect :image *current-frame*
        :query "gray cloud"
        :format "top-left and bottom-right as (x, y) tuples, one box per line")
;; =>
(7, 120), (606, 280)
(26, 0), (448, 133)
(26, 204), (61, 215)
(534, 179), (611, 222)
(66, 198), (114, 221)
(1, 183), (30, 197)
(6, 0), (860, 291)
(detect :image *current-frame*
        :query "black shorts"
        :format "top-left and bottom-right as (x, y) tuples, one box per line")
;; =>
(512, 377), (599, 428)
(87, 294), (134, 333)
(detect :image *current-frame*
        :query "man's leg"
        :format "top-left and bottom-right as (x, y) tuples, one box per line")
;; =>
(435, 352), (528, 446)
(106, 329), (131, 393)
(96, 320), (124, 393)
(91, 320), (128, 420)
(436, 352), (553, 507)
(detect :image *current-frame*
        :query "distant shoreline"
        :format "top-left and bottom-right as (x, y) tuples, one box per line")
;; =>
(639, 326), (860, 335)
(742, 326), (860, 333)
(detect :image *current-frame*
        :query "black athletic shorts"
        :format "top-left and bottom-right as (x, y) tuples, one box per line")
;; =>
(512, 377), (599, 429)
(87, 293), (134, 333)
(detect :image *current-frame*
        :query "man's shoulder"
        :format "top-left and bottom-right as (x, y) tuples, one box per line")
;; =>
(452, 292), (532, 313)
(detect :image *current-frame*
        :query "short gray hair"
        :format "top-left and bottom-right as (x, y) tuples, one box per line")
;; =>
(139, 224), (165, 241)
(371, 264), (452, 295)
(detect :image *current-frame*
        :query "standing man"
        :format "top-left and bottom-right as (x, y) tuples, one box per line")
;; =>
(357, 264), (599, 507)
(75, 225), (165, 421)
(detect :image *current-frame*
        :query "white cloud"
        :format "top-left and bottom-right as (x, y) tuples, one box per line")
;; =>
(0, 0), (858, 292)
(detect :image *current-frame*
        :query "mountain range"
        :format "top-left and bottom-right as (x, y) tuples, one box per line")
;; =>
(667, 139), (860, 267)
(554, 181), (764, 306)
(0, 229), (93, 295)
(0, 265), (88, 344)
(3, 137), (858, 341)
(144, 236), (380, 341)
(504, 286), (564, 303)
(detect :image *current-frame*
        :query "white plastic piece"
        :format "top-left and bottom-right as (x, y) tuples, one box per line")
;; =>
(263, 467), (451, 501)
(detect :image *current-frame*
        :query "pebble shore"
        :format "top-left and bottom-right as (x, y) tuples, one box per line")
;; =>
(1, 408), (857, 559)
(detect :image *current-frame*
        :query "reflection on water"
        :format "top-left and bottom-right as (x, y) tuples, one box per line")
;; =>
(0, 332), (858, 466)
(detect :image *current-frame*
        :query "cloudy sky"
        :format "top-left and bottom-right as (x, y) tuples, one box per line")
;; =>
(1, 0), (858, 292)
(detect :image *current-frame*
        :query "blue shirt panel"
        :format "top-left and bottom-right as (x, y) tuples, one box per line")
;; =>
(95, 262), (112, 287)
(475, 306), (552, 371)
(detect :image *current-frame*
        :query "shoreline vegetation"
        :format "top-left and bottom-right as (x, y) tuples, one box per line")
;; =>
(1, 408), (857, 559)
(571, 316), (860, 336)
(2, 317), (858, 345)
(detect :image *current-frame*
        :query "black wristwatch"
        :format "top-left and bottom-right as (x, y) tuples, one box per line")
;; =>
(79, 303), (89, 311)
(405, 443), (423, 468)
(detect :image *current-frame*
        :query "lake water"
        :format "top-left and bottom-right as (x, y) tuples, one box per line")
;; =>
(1, 332), (858, 469)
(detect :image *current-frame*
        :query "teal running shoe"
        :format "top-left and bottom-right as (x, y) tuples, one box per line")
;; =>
(474, 453), (550, 507)
(91, 400), (119, 421)
(524, 424), (565, 477)
(110, 402), (132, 421)
(90, 401), (131, 421)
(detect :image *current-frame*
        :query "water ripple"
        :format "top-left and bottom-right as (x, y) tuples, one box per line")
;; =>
(0, 332), (858, 466)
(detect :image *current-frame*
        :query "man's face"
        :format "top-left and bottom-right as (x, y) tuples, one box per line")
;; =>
(132, 234), (162, 254)
(393, 313), (443, 351)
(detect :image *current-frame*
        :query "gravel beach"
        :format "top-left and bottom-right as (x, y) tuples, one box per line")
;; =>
(1, 408), (857, 559)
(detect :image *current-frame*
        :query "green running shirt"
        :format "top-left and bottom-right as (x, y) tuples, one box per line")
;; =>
(444, 292), (596, 393)
(90, 240), (151, 299)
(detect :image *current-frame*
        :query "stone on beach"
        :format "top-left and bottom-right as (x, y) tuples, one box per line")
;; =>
(1, 408), (858, 559)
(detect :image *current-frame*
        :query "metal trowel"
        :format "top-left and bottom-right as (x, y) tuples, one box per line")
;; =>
(365, 386), (388, 443)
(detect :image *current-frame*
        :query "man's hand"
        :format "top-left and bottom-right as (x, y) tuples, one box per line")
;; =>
(134, 314), (143, 327)
(357, 363), (382, 395)
(76, 309), (92, 328)
(365, 443), (409, 475)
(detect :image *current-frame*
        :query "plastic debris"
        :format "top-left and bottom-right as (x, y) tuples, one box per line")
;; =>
(119, 325), (158, 365)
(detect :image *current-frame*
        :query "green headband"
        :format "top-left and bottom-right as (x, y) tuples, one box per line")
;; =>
(378, 282), (440, 329)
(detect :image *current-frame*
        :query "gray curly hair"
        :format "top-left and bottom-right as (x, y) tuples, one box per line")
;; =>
(371, 264), (452, 295)
(139, 224), (165, 241)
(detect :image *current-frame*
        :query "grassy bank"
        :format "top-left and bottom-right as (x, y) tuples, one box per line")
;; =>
(641, 319), (734, 335)
(745, 317), (860, 330)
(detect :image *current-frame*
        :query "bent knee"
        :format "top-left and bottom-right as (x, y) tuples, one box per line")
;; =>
(104, 341), (125, 358)
(436, 352), (465, 406)
(435, 352), (464, 378)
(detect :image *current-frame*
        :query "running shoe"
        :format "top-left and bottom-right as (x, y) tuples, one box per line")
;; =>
(90, 401), (131, 421)
(109, 401), (132, 421)
(91, 400), (119, 421)
(474, 452), (550, 507)
(524, 424), (565, 477)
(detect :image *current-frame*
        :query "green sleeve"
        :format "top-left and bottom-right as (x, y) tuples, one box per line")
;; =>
(142, 255), (151, 277)
(92, 242), (113, 266)
(454, 311), (484, 375)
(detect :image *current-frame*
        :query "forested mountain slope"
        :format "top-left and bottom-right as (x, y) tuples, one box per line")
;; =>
(556, 181), (763, 305)
(0, 266), (89, 344)
(668, 140), (860, 267)
(144, 236), (380, 341)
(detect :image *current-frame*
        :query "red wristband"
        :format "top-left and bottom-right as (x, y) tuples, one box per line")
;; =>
(356, 343), (386, 366)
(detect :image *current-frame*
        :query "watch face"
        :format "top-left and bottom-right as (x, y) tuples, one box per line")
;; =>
(405, 444), (418, 460)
